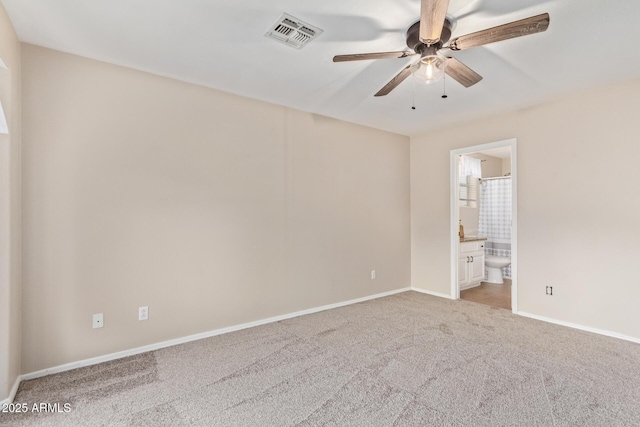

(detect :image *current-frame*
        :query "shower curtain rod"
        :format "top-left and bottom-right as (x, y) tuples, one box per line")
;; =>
(481, 176), (511, 181)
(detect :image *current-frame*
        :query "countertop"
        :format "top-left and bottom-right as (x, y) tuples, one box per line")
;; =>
(460, 236), (488, 242)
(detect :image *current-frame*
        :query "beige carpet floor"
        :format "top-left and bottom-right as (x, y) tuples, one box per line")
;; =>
(2, 291), (640, 426)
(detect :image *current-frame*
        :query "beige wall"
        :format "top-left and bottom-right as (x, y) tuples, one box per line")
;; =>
(411, 78), (640, 340)
(502, 156), (512, 176)
(0, 3), (21, 401)
(468, 153), (503, 178)
(20, 44), (411, 373)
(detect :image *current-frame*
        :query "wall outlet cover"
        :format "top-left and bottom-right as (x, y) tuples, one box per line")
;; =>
(139, 306), (149, 321)
(92, 313), (104, 329)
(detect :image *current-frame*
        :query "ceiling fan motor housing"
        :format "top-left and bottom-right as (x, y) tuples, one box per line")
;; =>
(406, 18), (453, 53)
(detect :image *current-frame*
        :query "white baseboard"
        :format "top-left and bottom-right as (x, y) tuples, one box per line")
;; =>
(410, 287), (453, 300)
(22, 287), (412, 381)
(14, 289), (640, 393)
(0, 375), (21, 405)
(518, 311), (640, 345)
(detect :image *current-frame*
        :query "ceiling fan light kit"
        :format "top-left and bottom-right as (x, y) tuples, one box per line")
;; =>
(332, 0), (550, 97)
(412, 54), (445, 84)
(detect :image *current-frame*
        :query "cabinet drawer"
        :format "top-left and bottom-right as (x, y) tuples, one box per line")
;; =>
(459, 241), (485, 253)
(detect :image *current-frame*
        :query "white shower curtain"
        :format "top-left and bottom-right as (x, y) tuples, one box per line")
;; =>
(479, 178), (511, 240)
(479, 177), (512, 277)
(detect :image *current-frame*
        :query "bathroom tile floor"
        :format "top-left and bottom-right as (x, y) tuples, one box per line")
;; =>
(460, 279), (511, 310)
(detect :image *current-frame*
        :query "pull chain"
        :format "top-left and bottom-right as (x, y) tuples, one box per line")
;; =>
(411, 78), (416, 110)
(442, 72), (448, 99)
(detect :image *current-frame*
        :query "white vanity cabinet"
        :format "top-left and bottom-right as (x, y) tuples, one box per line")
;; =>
(458, 239), (486, 290)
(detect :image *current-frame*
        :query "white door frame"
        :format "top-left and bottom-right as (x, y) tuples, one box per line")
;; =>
(449, 138), (518, 313)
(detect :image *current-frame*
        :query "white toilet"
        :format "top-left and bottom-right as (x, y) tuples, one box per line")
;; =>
(484, 255), (511, 284)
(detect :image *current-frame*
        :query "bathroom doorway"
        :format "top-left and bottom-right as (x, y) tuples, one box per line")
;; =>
(449, 139), (517, 312)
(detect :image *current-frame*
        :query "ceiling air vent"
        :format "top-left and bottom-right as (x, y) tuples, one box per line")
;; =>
(265, 13), (323, 49)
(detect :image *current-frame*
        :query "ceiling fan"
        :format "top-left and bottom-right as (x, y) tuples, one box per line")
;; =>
(333, 0), (550, 96)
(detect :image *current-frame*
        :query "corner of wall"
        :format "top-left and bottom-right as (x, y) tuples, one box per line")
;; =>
(0, 1), (22, 403)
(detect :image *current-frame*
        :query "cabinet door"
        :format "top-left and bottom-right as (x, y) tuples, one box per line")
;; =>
(458, 255), (470, 287)
(469, 252), (485, 284)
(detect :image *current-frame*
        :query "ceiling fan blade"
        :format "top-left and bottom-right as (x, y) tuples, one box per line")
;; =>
(445, 57), (482, 87)
(419, 0), (451, 45)
(374, 63), (414, 97)
(449, 13), (550, 51)
(333, 51), (416, 62)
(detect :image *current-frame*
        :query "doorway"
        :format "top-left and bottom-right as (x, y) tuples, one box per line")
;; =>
(449, 139), (517, 312)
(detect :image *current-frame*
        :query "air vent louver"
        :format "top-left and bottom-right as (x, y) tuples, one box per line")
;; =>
(265, 13), (323, 49)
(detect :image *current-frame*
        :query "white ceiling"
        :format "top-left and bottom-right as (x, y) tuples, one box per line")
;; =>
(474, 146), (510, 159)
(3, 0), (640, 136)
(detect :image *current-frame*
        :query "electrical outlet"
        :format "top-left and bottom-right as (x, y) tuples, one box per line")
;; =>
(92, 313), (104, 329)
(139, 306), (149, 321)
(371, 270), (376, 280)
(546, 286), (553, 296)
